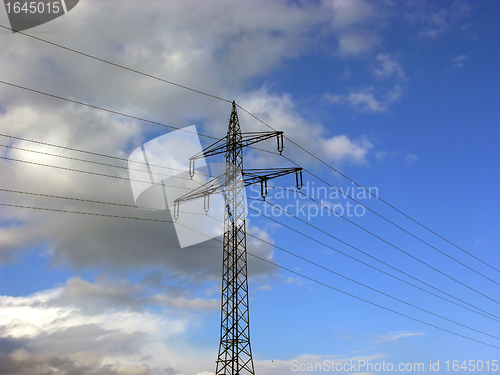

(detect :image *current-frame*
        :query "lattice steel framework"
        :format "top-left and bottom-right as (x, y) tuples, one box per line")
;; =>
(174, 102), (302, 375)
(216, 102), (254, 375)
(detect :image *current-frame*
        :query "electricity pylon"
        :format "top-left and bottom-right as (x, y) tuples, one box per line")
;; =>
(174, 102), (302, 375)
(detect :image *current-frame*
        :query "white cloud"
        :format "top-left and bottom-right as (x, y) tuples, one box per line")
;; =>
(371, 331), (425, 343)
(0, 0), (380, 275)
(324, 85), (405, 113)
(451, 54), (469, 69)
(282, 276), (303, 286)
(348, 90), (386, 112)
(236, 89), (373, 166)
(406, 0), (472, 40)
(328, 0), (375, 29)
(322, 135), (373, 164)
(406, 153), (418, 163)
(0, 278), (217, 374)
(324, 52), (408, 113)
(324, 0), (388, 56)
(338, 32), (382, 56)
(374, 53), (406, 80)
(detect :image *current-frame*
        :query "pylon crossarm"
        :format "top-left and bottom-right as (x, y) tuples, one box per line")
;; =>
(189, 131), (284, 163)
(174, 171), (228, 205)
(242, 167), (301, 185)
(178, 167), (302, 206)
(239, 131), (284, 152)
(243, 167), (303, 194)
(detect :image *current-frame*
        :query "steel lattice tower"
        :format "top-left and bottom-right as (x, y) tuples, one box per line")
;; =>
(174, 102), (302, 375)
(217, 104), (254, 374)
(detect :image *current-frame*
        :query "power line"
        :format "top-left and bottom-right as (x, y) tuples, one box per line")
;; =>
(0, 202), (170, 223)
(245, 204), (500, 322)
(5, 130), (496, 292)
(296, 191), (500, 301)
(0, 80), (217, 139)
(0, 155), (194, 191)
(189, 214), (500, 340)
(280, 157), (500, 282)
(244, 232), (500, 341)
(176, 221), (500, 350)
(3, 79), (493, 288)
(7, 78), (489, 293)
(0, 81), (279, 157)
(2, 137), (497, 320)
(250, 198), (500, 306)
(0, 24), (231, 104)
(249, 252), (500, 350)
(0, 143), (195, 181)
(2, 151), (497, 323)
(3, 130), (498, 320)
(2, 198), (498, 349)
(235, 105), (500, 275)
(0, 132), (211, 175)
(3, 183), (498, 327)
(3, 150), (497, 323)
(0, 188), (163, 211)
(2, 21), (497, 351)
(1, 20), (493, 276)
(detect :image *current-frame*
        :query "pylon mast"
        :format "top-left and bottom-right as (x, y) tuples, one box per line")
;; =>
(173, 102), (302, 375)
(216, 101), (254, 374)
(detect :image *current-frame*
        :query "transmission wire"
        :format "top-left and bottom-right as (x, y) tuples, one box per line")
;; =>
(236, 105), (499, 275)
(250, 197), (500, 306)
(0, 21), (492, 275)
(2, 136), (498, 319)
(1, 196), (498, 349)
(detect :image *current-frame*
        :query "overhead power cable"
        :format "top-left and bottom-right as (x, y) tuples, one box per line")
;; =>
(246, 204), (500, 322)
(196, 212), (500, 340)
(0, 188), (163, 211)
(0, 80), (217, 139)
(0, 133), (211, 179)
(2, 21), (498, 350)
(4, 79), (492, 289)
(0, 81), (278, 157)
(1, 21), (492, 275)
(4, 185), (499, 339)
(3, 125), (495, 290)
(3, 180), (497, 322)
(250, 198), (500, 306)
(0, 143), (195, 181)
(280, 156), (500, 284)
(0, 202), (170, 223)
(296, 191), (500, 299)
(2, 136), (497, 321)
(1, 200), (498, 349)
(0, 24), (231, 103)
(0, 155), (194, 191)
(4, 183), (498, 325)
(250, 252), (500, 350)
(236, 105), (499, 275)
(244, 232), (500, 340)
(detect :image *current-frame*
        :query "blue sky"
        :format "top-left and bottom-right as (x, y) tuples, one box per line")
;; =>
(0, 1), (499, 374)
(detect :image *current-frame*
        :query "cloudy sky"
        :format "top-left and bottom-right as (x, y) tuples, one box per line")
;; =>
(0, 0), (499, 374)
